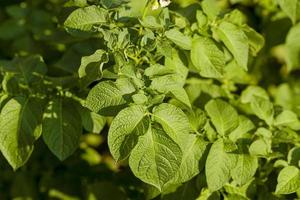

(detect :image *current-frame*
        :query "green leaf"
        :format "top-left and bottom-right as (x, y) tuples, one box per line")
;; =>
(190, 37), (225, 78)
(153, 103), (191, 145)
(214, 21), (249, 70)
(288, 147), (300, 167)
(129, 125), (182, 191)
(201, 0), (221, 20)
(205, 99), (239, 136)
(231, 154), (258, 185)
(11, 55), (47, 85)
(64, 5), (108, 32)
(275, 166), (300, 194)
(242, 25), (265, 56)
(241, 86), (269, 103)
(250, 96), (274, 126)
(249, 139), (271, 157)
(80, 109), (106, 133)
(275, 110), (300, 130)
(42, 98), (82, 161)
(285, 23), (300, 71)
(276, 0), (298, 24)
(241, 86), (274, 125)
(108, 105), (149, 161)
(85, 81), (126, 115)
(229, 116), (255, 142)
(165, 29), (192, 50)
(169, 135), (208, 184)
(0, 97), (43, 170)
(206, 139), (237, 192)
(140, 16), (163, 29)
(78, 49), (108, 78)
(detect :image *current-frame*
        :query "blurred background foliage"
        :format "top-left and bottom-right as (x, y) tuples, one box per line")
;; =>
(0, 0), (299, 199)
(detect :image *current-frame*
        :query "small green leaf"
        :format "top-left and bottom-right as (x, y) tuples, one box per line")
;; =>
(275, 110), (300, 130)
(153, 103), (191, 145)
(0, 97), (43, 170)
(79, 108), (106, 133)
(206, 139), (237, 192)
(288, 147), (300, 167)
(64, 5), (108, 32)
(78, 49), (108, 78)
(242, 25), (265, 56)
(241, 86), (269, 103)
(250, 96), (274, 126)
(231, 154), (258, 185)
(191, 37), (225, 78)
(214, 21), (249, 70)
(229, 116), (255, 142)
(129, 125), (182, 191)
(108, 105), (149, 161)
(165, 29), (192, 50)
(85, 81), (126, 115)
(205, 99), (239, 136)
(169, 135), (208, 184)
(275, 166), (300, 194)
(276, 0), (298, 24)
(285, 23), (300, 71)
(249, 139), (271, 157)
(201, 0), (221, 20)
(42, 98), (82, 161)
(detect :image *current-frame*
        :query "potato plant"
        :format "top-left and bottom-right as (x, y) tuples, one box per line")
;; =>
(0, 0), (300, 199)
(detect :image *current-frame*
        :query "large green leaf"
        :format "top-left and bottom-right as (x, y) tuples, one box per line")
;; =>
(206, 139), (237, 192)
(85, 81), (127, 115)
(108, 105), (149, 161)
(129, 125), (182, 191)
(285, 23), (300, 71)
(79, 108), (106, 134)
(229, 116), (255, 142)
(153, 103), (191, 145)
(165, 29), (192, 50)
(169, 135), (208, 184)
(275, 110), (300, 130)
(64, 5), (108, 32)
(0, 97), (43, 170)
(250, 96), (274, 126)
(275, 166), (300, 194)
(231, 154), (258, 186)
(42, 98), (82, 161)
(276, 0), (298, 24)
(214, 21), (249, 70)
(205, 99), (239, 136)
(78, 49), (108, 78)
(191, 37), (225, 78)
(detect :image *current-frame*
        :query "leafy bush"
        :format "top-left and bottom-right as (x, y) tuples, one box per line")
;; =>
(0, 0), (300, 199)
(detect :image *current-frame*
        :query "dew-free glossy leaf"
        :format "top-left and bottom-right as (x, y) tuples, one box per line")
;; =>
(108, 105), (149, 161)
(169, 135), (208, 184)
(191, 37), (225, 78)
(205, 99), (239, 136)
(275, 166), (300, 194)
(64, 6), (108, 32)
(165, 29), (192, 50)
(153, 103), (191, 145)
(85, 81), (126, 115)
(0, 97), (43, 170)
(215, 21), (249, 70)
(206, 139), (237, 192)
(42, 98), (82, 161)
(277, 0), (298, 24)
(231, 154), (258, 185)
(78, 49), (108, 78)
(129, 125), (182, 191)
